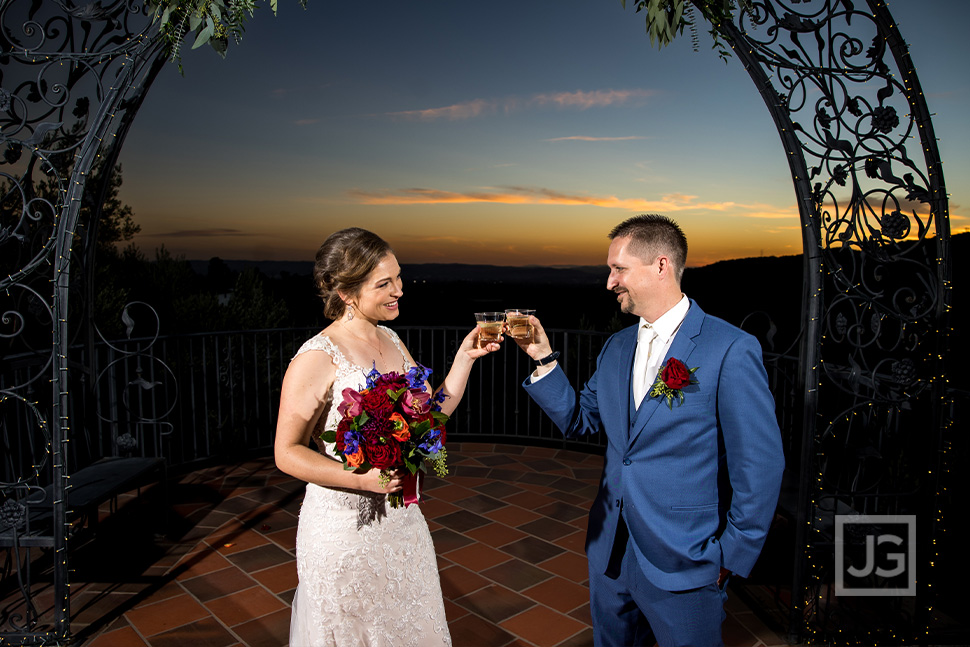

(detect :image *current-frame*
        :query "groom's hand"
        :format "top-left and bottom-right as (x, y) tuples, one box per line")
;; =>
(513, 316), (559, 377)
(511, 315), (552, 360)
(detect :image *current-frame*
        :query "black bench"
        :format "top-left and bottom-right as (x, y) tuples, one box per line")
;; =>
(0, 456), (165, 549)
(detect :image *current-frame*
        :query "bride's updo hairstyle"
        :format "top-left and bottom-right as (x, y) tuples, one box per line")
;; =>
(314, 228), (394, 320)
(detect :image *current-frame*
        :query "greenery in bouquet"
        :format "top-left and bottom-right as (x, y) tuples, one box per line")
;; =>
(319, 364), (449, 508)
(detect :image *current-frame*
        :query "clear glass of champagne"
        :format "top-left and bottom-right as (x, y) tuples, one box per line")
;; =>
(505, 309), (535, 339)
(474, 312), (505, 346)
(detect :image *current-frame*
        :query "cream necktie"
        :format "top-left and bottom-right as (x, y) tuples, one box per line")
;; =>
(633, 324), (659, 408)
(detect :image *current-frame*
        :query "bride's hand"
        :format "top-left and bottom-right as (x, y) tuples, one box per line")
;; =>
(358, 468), (404, 494)
(458, 326), (501, 360)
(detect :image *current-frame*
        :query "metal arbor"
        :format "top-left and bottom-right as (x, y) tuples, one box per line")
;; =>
(0, 0), (954, 644)
(713, 0), (952, 642)
(1, 0), (166, 643)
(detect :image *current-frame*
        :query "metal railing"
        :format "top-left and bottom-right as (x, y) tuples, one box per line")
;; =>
(15, 325), (793, 477)
(0, 327), (797, 488)
(3, 325), (802, 483)
(78, 326), (616, 475)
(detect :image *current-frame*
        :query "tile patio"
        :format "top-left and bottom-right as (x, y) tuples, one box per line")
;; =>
(3, 443), (796, 647)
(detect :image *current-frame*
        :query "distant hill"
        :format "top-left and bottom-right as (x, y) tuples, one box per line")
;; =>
(187, 256), (806, 286)
(185, 254), (804, 338)
(188, 259), (314, 278)
(397, 263), (607, 284)
(188, 232), (965, 353)
(188, 259), (608, 284)
(192, 231), (968, 286)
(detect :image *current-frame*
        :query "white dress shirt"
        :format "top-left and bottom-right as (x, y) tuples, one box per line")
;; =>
(633, 295), (690, 408)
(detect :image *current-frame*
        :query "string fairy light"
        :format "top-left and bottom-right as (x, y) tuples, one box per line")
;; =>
(2, 8), (164, 644)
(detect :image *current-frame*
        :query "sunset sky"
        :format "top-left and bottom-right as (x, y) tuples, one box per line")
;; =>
(118, 0), (970, 267)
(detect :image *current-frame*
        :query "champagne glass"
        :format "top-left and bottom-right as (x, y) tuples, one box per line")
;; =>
(474, 312), (505, 346)
(504, 309), (535, 339)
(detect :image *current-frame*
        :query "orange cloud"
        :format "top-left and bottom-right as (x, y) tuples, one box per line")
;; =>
(386, 89), (653, 121)
(740, 208), (802, 219)
(529, 89), (654, 110)
(347, 186), (752, 212)
(389, 98), (495, 122)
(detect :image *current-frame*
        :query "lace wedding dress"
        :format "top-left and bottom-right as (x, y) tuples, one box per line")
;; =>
(288, 328), (452, 647)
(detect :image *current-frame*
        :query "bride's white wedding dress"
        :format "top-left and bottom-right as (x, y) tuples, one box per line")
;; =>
(288, 328), (452, 647)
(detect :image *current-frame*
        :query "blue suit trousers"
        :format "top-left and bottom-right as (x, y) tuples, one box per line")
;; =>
(590, 515), (728, 647)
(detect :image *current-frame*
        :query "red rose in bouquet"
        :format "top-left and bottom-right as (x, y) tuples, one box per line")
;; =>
(320, 363), (449, 508)
(361, 385), (396, 415)
(364, 441), (402, 470)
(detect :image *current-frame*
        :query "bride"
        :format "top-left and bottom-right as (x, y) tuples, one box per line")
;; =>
(274, 227), (500, 646)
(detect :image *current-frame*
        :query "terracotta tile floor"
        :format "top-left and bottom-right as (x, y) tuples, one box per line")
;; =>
(4, 443), (795, 646)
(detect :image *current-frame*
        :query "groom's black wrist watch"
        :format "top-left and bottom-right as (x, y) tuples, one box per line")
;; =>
(534, 351), (560, 366)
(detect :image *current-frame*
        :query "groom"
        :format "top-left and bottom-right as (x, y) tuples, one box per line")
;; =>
(515, 215), (784, 647)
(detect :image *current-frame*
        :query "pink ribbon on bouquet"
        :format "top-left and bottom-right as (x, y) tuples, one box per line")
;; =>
(402, 471), (425, 507)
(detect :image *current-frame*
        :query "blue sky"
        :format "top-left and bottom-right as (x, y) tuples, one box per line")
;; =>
(118, 0), (970, 266)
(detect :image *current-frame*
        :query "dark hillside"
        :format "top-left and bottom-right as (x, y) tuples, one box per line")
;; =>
(186, 232), (965, 369)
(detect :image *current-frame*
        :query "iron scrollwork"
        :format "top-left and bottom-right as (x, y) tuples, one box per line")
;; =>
(1, 0), (167, 642)
(717, 0), (950, 642)
(94, 301), (178, 458)
(0, 393), (51, 638)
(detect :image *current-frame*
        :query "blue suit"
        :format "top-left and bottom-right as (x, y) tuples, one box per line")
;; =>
(525, 301), (784, 642)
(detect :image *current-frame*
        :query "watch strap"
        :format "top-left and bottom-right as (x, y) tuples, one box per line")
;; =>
(535, 351), (560, 366)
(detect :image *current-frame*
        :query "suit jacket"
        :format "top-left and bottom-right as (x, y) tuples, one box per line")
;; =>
(524, 300), (784, 591)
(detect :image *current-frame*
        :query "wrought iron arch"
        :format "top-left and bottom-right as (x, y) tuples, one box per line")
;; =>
(1, 0), (167, 642)
(711, 0), (952, 642)
(0, 0), (955, 643)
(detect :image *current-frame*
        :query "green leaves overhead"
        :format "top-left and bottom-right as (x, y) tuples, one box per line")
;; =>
(148, 0), (307, 71)
(620, 0), (752, 61)
(154, 0), (744, 71)
(621, 0), (689, 49)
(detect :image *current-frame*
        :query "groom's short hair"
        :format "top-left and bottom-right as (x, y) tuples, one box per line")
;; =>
(609, 214), (688, 282)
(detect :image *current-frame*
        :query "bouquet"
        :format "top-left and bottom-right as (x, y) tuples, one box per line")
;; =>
(320, 363), (449, 508)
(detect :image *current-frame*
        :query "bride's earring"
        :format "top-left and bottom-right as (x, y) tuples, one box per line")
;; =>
(345, 304), (355, 322)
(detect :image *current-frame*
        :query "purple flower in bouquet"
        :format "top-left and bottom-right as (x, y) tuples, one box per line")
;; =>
(406, 363), (433, 389)
(364, 364), (382, 389)
(419, 428), (444, 455)
(342, 430), (361, 456)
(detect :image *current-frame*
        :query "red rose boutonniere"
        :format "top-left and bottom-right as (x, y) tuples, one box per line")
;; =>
(649, 358), (699, 409)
